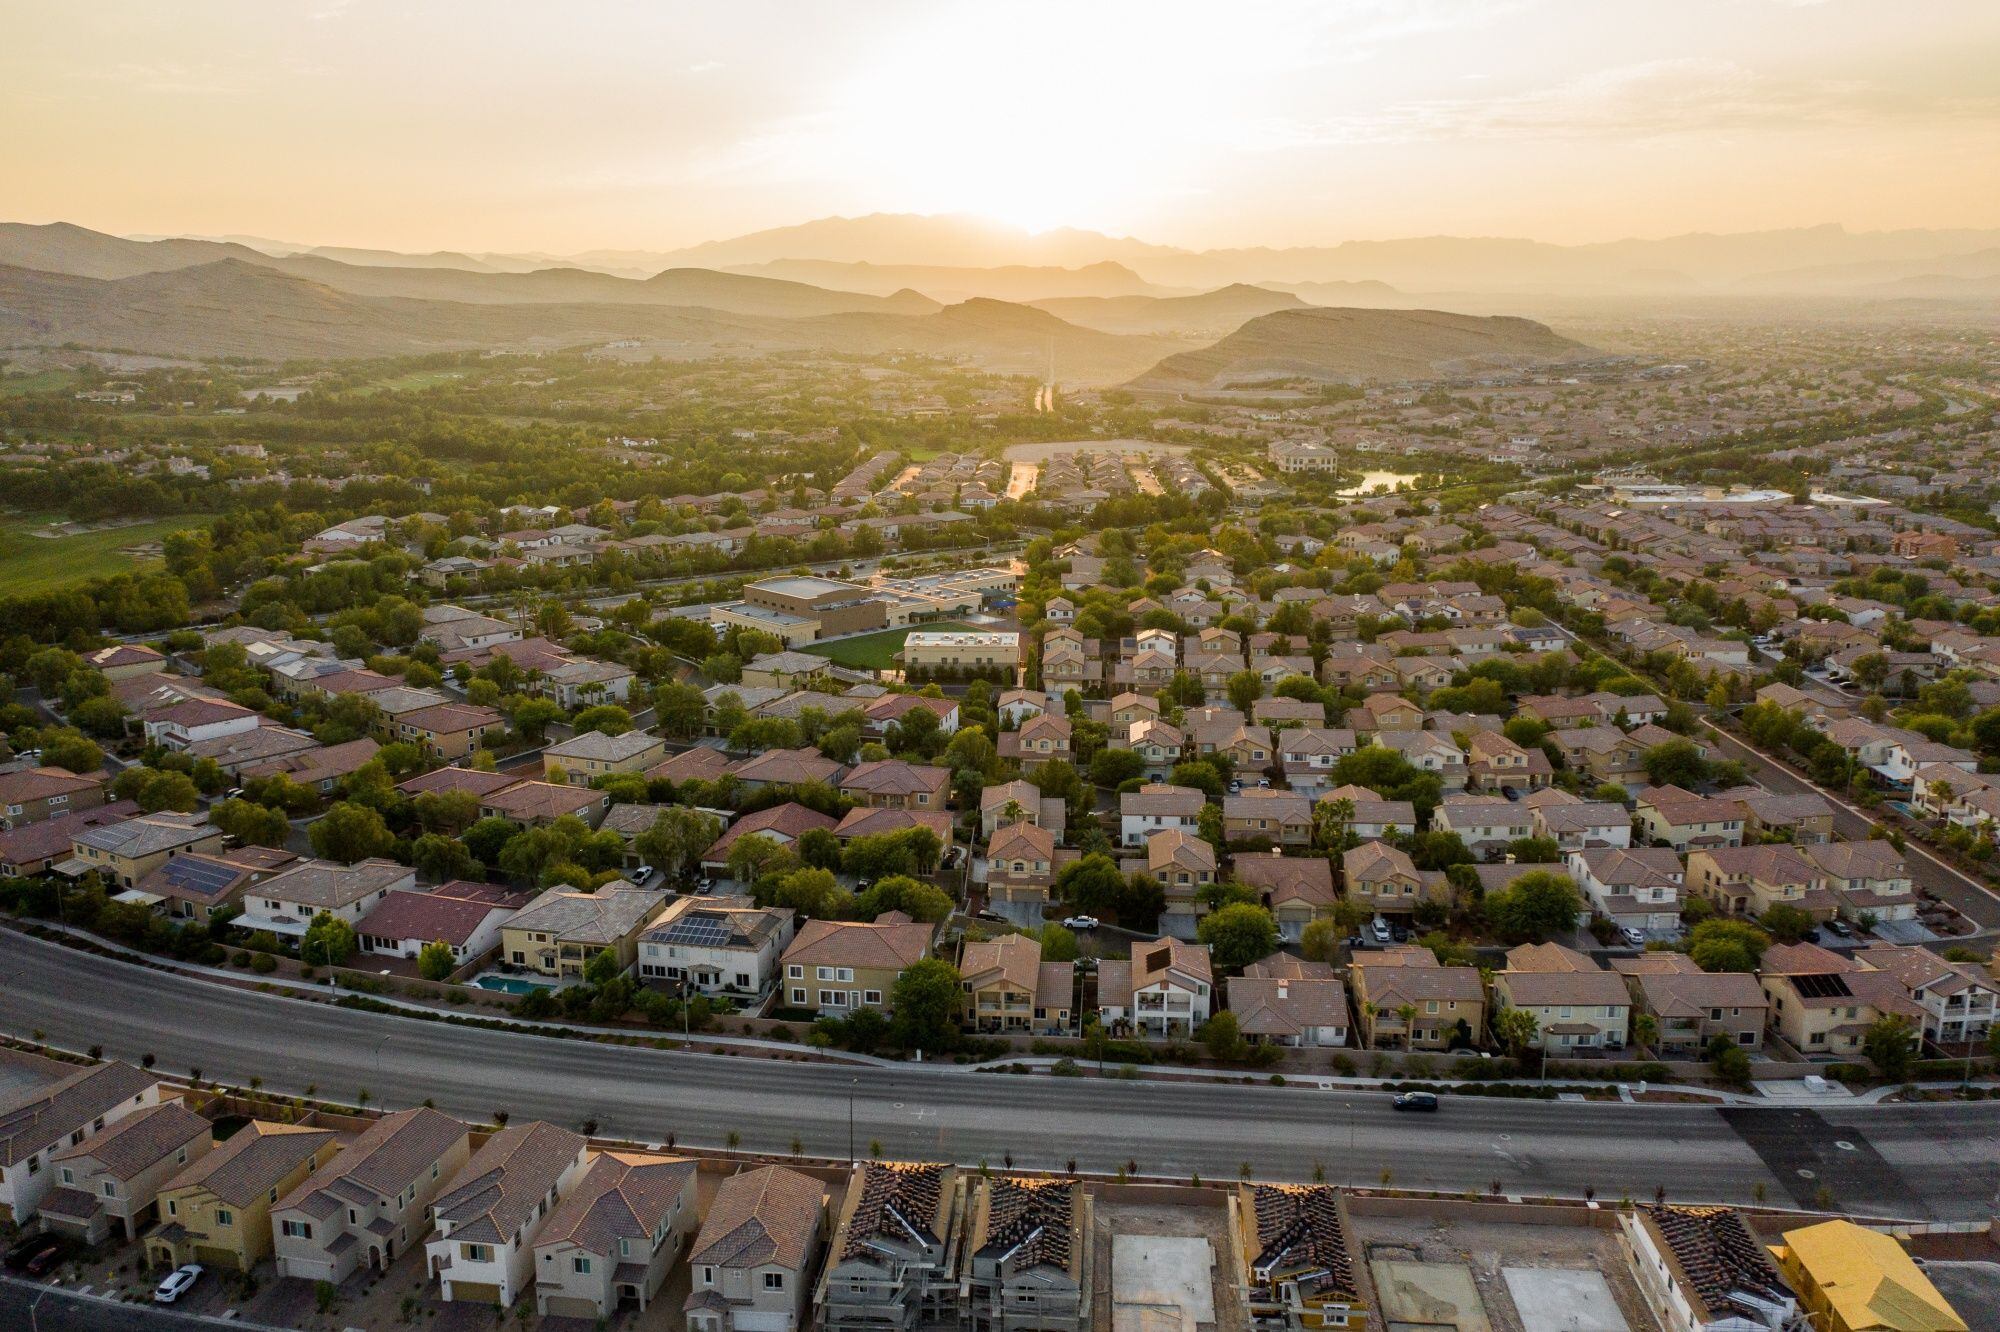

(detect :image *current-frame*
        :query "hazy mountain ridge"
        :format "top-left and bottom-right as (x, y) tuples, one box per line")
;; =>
(0, 258), (1179, 382)
(1127, 306), (1596, 391)
(720, 258), (1161, 303)
(1027, 284), (1312, 337)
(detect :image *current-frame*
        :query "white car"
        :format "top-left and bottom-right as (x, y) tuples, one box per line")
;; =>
(1061, 915), (1100, 931)
(1370, 919), (1392, 943)
(1620, 926), (1646, 947)
(154, 1263), (204, 1304)
(631, 864), (656, 884)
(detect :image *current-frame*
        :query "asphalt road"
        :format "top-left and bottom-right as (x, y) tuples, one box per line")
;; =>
(0, 1277), (267, 1332)
(3, 933), (1997, 1221)
(1699, 721), (2000, 933)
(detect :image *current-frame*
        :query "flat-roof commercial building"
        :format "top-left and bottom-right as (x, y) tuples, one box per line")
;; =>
(900, 631), (1020, 677)
(714, 576), (888, 646)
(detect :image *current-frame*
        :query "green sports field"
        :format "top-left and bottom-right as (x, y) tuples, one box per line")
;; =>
(800, 621), (980, 670)
(0, 514), (216, 596)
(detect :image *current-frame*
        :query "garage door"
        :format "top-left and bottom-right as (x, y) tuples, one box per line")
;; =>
(543, 1295), (601, 1320)
(196, 1245), (243, 1269)
(450, 1281), (502, 1305)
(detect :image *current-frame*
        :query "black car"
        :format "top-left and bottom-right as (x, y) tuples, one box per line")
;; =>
(1391, 1091), (1440, 1112)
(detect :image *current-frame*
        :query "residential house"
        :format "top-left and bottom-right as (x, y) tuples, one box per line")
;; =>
(236, 857), (415, 940)
(396, 702), (504, 761)
(684, 1165), (827, 1332)
(0, 766), (104, 831)
(1226, 973), (1350, 1048)
(146, 1122), (343, 1272)
(1801, 841), (1917, 924)
(1278, 728), (1358, 796)
(1433, 796), (1535, 859)
(1222, 788), (1313, 847)
(1122, 718), (1185, 782)
(1686, 845), (1820, 918)
(840, 760), (951, 811)
(1349, 947), (1485, 1050)
(1232, 853), (1336, 944)
(1622, 1205), (1797, 1332)
(533, 1152), (700, 1319)
(272, 1106), (472, 1282)
(983, 821), (1061, 918)
(428, 1121), (591, 1307)
(1853, 945), (1998, 1049)
(355, 881), (524, 967)
(998, 714), (1073, 773)
(1567, 846), (1685, 934)
(638, 895), (797, 1000)
(1531, 800), (1632, 852)
(41, 1101), (211, 1244)
(1097, 938), (1213, 1039)
(779, 913), (937, 1017)
(1491, 943), (1630, 1052)
(1146, 828), (1218, 928)
(1118, 784), (1203, 848)
(479, 780), (612, 828)
(131, 846), (299, 924)
(959, 933), (1048, 1035)
(500, 885), (666, 980)
(979, 780), (1065, 842)
(1757, 944), (1925, 1059)
(1340, 841), (1449, 922)
(1634, 788), (1746, 853)
(1611, 955), (1767, 1055)
(64, 812), (226, 889)
(543, 731), (667, 787)
(1772, 1219), (1967, 1332)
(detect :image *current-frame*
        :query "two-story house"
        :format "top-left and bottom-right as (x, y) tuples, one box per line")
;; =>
(1491, 943), (1630, 1052)
(428, 1121), (591, 1307)
(42, 1101), (211, 1244)
(1222, 789), (1313, 848)
(501, 885), (667, 980)
(820, 1162), (959, 1332)
(0, 1060), (159, 1228)
(1341, 841), (1449, 922)
(1349, 947), (1485, 1050)
(685, 1164), (827, 1332)
(146, 1121), (343, 1273)
(1097, 939), (1213, 1039)
(779, 913), (937, 1017)
(638, 895), (797, 1000)
(273, 1106), (472, 1282)
(962, 1176), (1090, 1332)
(533, 1151), (699, 1319)
(235, 857), (415, 940)
(839, 760), (952, 812)
(1118, 784), (1203, 849)
(1232, 853), (1337, 944)
(1611, 954), (1767, 1055)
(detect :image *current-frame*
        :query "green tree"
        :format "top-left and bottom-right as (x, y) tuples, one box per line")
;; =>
(507, 697), (564, 743)
(890, 958), (962, 1053)
(571, 704), (634, 736)
(1200, 1010), (1247, 1062)
(411, 833), (481, 884)
(854, 874), (953, 924)
(634, 807), (723, 882)
(1688, 918), (1770, 972)
(302, 911), (357, 967)
(1037, 923), (1080, 961)
(1863, 1014), (1917, 1081)
(417, 939), (457, 981)
(1757, 902), (1816, 944)
(209, 797), (290, 848)
(1494, 1006), (1540, 1059)
(1483, 870), (1582, 943)
(1089, 747), (1146, 788)
(1225, 670), (1264, 713)
(40, 729), (104, 776)
(1642, 738), (1712, 789)
(1707, 1033), (1753, 1088)
(1197, 902), (1279, 972)
(308, 801), (397, 863)
(652, 682), (708, 739)
(1055, 853), (1125, 917)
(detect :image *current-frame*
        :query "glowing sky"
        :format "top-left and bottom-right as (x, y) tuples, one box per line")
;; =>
(6, 0), (1998, 252)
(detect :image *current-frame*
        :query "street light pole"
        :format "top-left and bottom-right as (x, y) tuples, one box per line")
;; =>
(848, 1077), (857, 1167)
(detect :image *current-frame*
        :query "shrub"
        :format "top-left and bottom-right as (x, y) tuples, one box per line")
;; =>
(250, 953), (278, 975)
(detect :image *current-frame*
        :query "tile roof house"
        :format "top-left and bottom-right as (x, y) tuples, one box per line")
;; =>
(501, 885), (667, 980)
(0, 766), (105, 831)
(725, 747), (847, 790)
(0, 1060), (161, 1226)
(236, 857), (416, 939)
(1492, 943), (1630, 1052)
(1757, 943), (1926, 1060)
(838, 759), (951, 811)
(638, 894), (797, 1000)
(272, 1105), (472, 1284)
(978, 779), (1065, 842)
(478, 779), (612, 828)
(779, 913), (937, 1017)
(1341, 840), (1449, 921)
(42, 1101), (211, 1244)
(685, 1165), (828, 1332)
(356, 881), (527, 966)
(533, 1151), (700, 1320)
(1349, 947), (1486, 1050)
(0, 799), (139, 878)
(1227, 974), (1350, 1048)
(701, 804), (840, 878)
(427, 1120), (591, 1307)
(542, 730), (667, 787)
(146, 1121), (344, 1273)
(1622, 1205), (1797, 1332)
(1097, 938), (1213, 1039)
(1231, 852), (1336, 943)
(1611, 953), (1767, 1055)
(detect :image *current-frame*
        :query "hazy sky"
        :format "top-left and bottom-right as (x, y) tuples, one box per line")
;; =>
(7, 0), (1998, 253)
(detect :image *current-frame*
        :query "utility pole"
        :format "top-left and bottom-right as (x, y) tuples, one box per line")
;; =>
(848, 1076), (857, 1167)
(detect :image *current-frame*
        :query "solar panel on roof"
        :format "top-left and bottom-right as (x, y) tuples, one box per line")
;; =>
(165, 856), (240, 899)
(1791, 972), (1853, 999)
(665, 920), (734, 947)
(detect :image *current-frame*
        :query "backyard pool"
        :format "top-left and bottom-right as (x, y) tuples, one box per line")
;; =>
(474, 974), (549, 996)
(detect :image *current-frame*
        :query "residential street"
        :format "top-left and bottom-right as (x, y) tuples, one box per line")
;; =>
(0, 1277), (278, 1332)
(3, 931), (1996, 1221)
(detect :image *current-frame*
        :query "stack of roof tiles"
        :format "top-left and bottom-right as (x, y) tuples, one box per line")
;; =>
(978, 1177), (1073, 1271)
(1647, 1205), (1791, 1316)
(1250, 1184), (1358, 1301)
(842, 1162), (947, 1259)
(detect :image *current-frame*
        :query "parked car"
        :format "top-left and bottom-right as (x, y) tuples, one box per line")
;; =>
(1370, 918), (1391, 944)
(1388, 923), (1410, 943)
(1620, 926), (1646, 947)
(6, 1233), (73, 1275)
(1823, 918), (1852, 938)
(154, 1263), (204, 1304)
(974, 908), (1008, 923)
(1392, 1091), (1440, 1113)
(630, 863), (656, 884)
(1061, 915), (1100, 931)
(1256, 777), (1272, 788)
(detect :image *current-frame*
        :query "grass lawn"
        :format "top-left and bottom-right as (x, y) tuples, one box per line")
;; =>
(350, 369), (466, 395)
(0, 370), (78, 397)
(0, 513), (216, 596)
(801, 621), (979, 670)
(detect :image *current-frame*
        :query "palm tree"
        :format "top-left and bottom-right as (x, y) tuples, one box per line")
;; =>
(1317, 797), (1356, 850)
(1396, 1004), (1419, 1050)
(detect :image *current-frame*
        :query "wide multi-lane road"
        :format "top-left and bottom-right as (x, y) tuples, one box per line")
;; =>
(2, 931), (1995, 1220)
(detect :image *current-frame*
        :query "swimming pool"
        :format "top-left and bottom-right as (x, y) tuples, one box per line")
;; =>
(474, 975), (548, 996)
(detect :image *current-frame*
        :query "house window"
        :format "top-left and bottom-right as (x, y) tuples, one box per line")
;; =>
(864, 990), (882, 1005)
(282, 1219), (311, 1238)
(764, 1272), (785, 1290)
(788, 965), (803, 979)
(464, 1243), (492, 1262)
(102, 1180), (116, 1197)
(573, 1256), (592, 1275)
(790, 988), (806, 1004)
(700, 1266), (714, 1287)
(215, 1208), (233, 1227)
(166, 1200), (177, 1216)
(59, 1168), (73, 1185)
